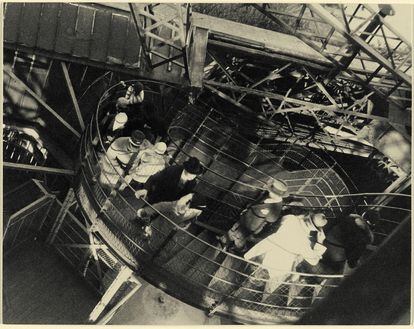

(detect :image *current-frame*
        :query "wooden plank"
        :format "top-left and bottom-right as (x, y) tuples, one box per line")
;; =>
(106, 13), (129, 64)
(192, 12), (330, 66)
(17, 3), (42, 48)
(37, 3), (60, 51)
(89, 9), (112, 62)
(188, 27), (209, 88)
(54, 3), (78, 54)
(123, 19), (141, 68)
(4, 3), (23, 43)
(72, 6), (95, 58)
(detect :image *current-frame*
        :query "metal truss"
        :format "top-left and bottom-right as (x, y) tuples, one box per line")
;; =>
(3, 179), (56, 254)
(203, 54), (386, 153)
(129, 3), (190, 72)
(251, 4), (412, 109)
(45, 187), (142, 324)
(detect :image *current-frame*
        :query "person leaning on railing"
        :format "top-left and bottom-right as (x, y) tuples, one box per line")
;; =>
(134, 156), (203, 204)
(217, 179), (289, 253)
(244, 212), (328, 302)
(136, 193), (203, 238)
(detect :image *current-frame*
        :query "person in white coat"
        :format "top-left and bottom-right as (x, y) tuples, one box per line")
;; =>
(244, 212), (328, 301)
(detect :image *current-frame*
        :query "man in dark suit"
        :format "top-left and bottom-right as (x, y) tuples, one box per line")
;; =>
(137, 156), (203, 204)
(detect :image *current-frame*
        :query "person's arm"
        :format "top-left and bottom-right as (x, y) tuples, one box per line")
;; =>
(244, 237), (273, 260)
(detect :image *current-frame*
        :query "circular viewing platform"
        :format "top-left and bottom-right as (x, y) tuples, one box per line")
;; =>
(74, 80), (411, 324)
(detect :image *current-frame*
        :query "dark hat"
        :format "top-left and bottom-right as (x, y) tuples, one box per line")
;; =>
(183, 157), (203, 175)
(132, 82), (144, 93)
(129, 130), (145, 147)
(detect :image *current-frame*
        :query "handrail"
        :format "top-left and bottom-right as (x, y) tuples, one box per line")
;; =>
(88, 82), (347, 275)
(76, 79), (411, 319)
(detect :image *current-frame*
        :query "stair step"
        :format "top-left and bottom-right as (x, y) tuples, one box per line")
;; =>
(156, 230), (211, 273)
(207, 254), (247, 296)
(185, 241), (226, 288)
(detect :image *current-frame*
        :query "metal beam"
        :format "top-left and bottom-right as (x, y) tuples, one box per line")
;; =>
(61, 62), (85, 131)
(4, 162), (75, 176)
(4, 68), (81, 138)
(308, 4), (411, 86)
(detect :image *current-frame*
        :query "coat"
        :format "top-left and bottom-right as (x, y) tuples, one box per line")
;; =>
(99, 137), (151, 187)
(240, 197), (283, 234)
(129, 149), (168, 184)
(143, 165), (197, 204)
(244, 215), (326, 281)
(339, 215), (374, 268)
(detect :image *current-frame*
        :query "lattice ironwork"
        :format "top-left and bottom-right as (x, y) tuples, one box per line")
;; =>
(251, 4), (411, 108)
(129, 3), (190, 72)
(71, 79), (411, 324)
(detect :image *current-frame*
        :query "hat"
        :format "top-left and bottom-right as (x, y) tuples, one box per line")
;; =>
(267, 179), (289, 197)
(115, 112), (128, 124)
(132, 82), (144, 93)
(130, 130), (145, 147)
(310, 213), (328, 229)
(154, 142), (167, 155)
(183, 157), (203, 175)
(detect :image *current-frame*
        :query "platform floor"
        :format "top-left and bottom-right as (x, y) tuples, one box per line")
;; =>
(108, 279), (222, 325)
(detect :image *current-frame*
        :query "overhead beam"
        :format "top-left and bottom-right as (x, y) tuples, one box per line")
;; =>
(4, 68), (81, 138)
(251, 4), (406, 111)
(61, 62), (85, 131)
(204, 79), (411, 125)
(308, 4), (411, 86)
(4, 162), (76, 176)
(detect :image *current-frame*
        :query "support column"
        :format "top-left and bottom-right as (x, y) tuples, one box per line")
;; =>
(88, 265), (140, 323)
(46, 188), (76, 244)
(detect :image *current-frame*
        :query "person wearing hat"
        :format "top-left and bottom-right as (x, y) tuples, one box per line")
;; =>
(106, 112), (128, 143)
(116, 82), (145, 110)
(99, 130), (151, 188)
(137, 156), (203, 204)
(244, 210), (328, 302)
(217, 179), (289, 253)
(339, 212), (374, 270)
(124, 142), (169, 190)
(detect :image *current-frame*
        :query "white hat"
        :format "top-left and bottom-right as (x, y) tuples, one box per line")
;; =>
(115, 112), (128, 124)
(154, 142), (167, 155)
(310, 213), (328, 229)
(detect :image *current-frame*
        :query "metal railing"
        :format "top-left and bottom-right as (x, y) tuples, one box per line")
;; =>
(74, 80), (410, 323)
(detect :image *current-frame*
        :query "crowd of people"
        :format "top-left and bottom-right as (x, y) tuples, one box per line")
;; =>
(93, 81), (376, 298)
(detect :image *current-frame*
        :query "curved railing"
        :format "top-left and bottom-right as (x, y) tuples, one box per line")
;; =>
(75, 80), (411, 323)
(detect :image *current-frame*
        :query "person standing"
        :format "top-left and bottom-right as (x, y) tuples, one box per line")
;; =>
(219, 179), (289, 252)
(244, 212), (328, 301)
(340, 213), (374, 270)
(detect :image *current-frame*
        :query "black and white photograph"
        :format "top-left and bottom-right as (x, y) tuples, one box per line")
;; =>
(2, 2), (412, 325)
